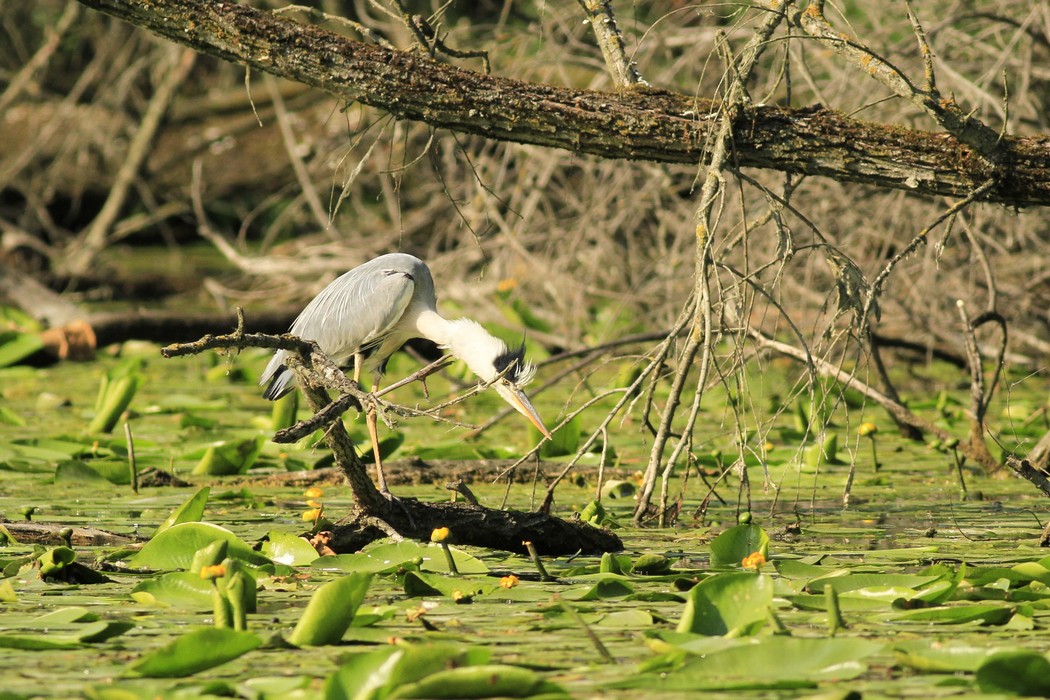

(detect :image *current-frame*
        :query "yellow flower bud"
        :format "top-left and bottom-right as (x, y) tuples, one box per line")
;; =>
(199, 564), (227, 580)
(741, 552), (767, 570)
(431, 527), (450, 543)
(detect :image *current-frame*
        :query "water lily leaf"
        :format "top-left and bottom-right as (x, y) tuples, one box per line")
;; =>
(39, 546), (76, 577)
(0, 331), (44, 368)
(773, 559), (842, 580)
(403, 571), (496, 599)
(28, 606), (97, 625)
(238, 675), (314, 698)
(806, 573), (940, 595)
(975, 650), (1050, 696)
(325, 646), (403, 700)
(317, 552), (422, 576)
(595, 609), (655, 627)
(287, 572), (372, 646)
(887, 603), (1013, 625)
(599, 553), (630, 575)
(787, 594), (893, 613)
(633, 553), (673, 575)
(677, 572), (773, 636)
(129, 627), (262, 678)
(390, 664), (568, 699)
(192, 436), (265, 475)
(1009, 561), (1050, 586)
(600, 479), (636, 499)
(54, 460), (112, 483)
(9, 440), (78, 462)
(130, 572), (212, 608)
(0, 406), (25, 426)
(662, 636), (883, 687)
(621, 636), (882, 691)
(575, 578), (635, 601)
(538, 414), (581, 458)
(261, 530), (319, 566)
(326, 643), (491, 700)
(893, 639), (1005, 672)
(129, 522), (271, 570)
(709, 524), (769, 568)
(0, 632), (84, 650)
(90, 359), (145, 433)
(338, 541), (489, 575)
(154, 486), (210, 536)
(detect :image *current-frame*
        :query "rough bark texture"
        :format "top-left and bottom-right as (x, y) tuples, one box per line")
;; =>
(76, 0), (1050, 208)
(332, 500), (623, 556)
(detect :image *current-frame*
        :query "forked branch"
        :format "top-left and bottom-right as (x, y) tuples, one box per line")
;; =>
(161, 310), (623, 554)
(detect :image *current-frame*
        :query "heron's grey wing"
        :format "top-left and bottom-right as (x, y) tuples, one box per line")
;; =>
(260, 265), (416, 399)
(293, 266), (416, 362)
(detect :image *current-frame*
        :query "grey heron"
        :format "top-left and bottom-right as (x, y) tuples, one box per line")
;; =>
(260, 253), (550, 493)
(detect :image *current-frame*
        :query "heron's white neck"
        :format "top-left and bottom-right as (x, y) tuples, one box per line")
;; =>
(415, 310), (507, 382)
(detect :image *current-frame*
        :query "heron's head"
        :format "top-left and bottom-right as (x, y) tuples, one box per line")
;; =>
(445, 320), (550, 439)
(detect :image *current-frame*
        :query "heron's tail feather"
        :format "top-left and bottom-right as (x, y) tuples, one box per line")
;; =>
(262, 367), (295, 400)
(260, 350), (296, 400)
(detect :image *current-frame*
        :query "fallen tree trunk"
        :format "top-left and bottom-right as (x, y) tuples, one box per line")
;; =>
(76, 0), (1050, 208)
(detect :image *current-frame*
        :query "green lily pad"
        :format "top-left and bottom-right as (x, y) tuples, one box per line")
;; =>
(129, 627), (262, 678)
(975, 650), (1050, 696)
(677, 572), (773, 636)
(709, 524), (769, 568)
(129, 522), (271, 570)
(287, 572), (372, 646)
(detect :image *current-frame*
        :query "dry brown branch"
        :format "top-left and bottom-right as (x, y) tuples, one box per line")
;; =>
(0, 2), (80, 115)
(747, 323), (1002, 474)
(59, 46), (197, 277)
(956, 302), (1008, 471)
(1006, 456), (1050, 498)
(576, 0), (643, 88)
(264, 73), (342, 240)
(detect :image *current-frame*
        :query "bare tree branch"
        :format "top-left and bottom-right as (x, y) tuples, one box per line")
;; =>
(577, 0), (643, 88)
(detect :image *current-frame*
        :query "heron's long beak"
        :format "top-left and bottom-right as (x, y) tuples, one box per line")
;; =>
(500, 384), (551, 440)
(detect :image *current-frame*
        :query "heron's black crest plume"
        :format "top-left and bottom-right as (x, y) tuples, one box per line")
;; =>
(493, 341), (531, 384)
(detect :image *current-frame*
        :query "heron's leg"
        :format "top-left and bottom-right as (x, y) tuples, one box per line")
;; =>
(366, 379), (391, 496)
(354, 355), (388, 494)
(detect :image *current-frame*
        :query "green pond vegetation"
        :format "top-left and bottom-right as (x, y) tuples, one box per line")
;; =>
(1, 328), (1050, 699)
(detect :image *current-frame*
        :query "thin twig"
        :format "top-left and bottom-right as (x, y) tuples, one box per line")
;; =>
(265, 73), (341, 239)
